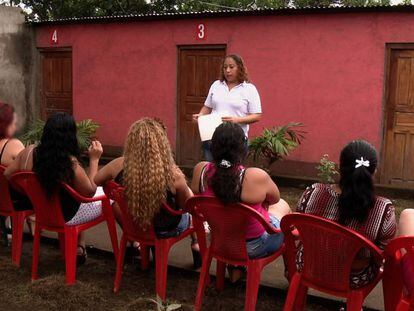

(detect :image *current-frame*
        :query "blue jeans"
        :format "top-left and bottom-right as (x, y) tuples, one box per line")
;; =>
(202, 140), (213, 162)
(246, 215), (284, 259)
(156, 213), (191, 239)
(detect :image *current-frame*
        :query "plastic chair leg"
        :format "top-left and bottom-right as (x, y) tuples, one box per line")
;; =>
(141, 245), (150, 271)
(383, 257), (404, 311)
(31, 225), (42, 281)
(347, 292), (364, 311)
(64, 227), (78, 285)
(104, 206), (119, 260)
(216, 260), (226, 292)
(11, 212), (25, 267)
(195, 252), (213, 311)
(114, 234), (127, 293)
(58, 233), (65, 258)
(293, 283), (308, 311)
(245, 263), (262, 311)
(283, 273), (302, 311)
(155, 241), (171, 302)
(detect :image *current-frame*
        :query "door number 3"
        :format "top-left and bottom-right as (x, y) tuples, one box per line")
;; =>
(197, 24), (206, 40)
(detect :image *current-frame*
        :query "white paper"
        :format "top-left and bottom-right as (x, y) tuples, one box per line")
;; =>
(197, 113), (223, 141)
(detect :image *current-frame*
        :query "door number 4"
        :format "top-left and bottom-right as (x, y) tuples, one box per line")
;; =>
(50, 29), (58, 45)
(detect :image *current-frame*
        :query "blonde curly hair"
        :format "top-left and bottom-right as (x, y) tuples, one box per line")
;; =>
(123, 118), (175, 228)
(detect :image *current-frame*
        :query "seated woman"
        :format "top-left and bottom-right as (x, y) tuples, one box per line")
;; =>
(397, 209), (414, 295)
(191, 122), (290, 280)
(297, 140), (397, 288)
(94, 118), (198, 266)
(5, 112), (104, 264)
(0, 102), (31, 242)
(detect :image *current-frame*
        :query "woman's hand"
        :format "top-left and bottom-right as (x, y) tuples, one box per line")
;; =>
(222, 116), (240, 123)
(192, 113), (201, 121)
(88, 140), (103, 161)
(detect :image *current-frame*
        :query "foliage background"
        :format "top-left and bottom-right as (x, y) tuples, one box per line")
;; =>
(0, 0), (395, 21)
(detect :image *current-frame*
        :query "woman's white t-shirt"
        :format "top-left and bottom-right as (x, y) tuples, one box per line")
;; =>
(204, 80), (262, 136)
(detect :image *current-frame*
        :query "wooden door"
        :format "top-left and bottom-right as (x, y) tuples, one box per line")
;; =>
(177, 46), (226, 166)
(382, 48), (414, 186)
(40, 50), (72, 119)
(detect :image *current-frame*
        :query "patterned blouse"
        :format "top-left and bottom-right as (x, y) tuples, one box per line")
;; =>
(296, 183), (397, 288)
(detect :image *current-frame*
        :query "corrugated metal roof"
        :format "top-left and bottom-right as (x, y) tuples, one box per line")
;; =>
(31, 4), (414, 25)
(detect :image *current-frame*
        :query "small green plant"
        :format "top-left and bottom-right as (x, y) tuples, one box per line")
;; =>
(249, 122), (306, 167)
(19, 119), (100, 151)
(316, 154), (338, 184)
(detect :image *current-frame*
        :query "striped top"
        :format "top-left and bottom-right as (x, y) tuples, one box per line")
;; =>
(297, 183), (396, 250)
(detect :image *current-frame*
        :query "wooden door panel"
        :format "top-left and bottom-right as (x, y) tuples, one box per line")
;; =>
(382, 48), (414, 185)
(41, 50), (73, 119)
(177, 47), (226, 166)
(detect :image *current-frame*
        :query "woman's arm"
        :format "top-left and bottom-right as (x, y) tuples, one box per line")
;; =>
(71, 141), (103, 197)
(94, 157), (123, 186)
(190, 161), (208, 194)
(4, 148), (25, 179)
(222, 113), (262, 125)
(243, 168), (280, 205)
(173, 166), (193, 210)
(193, 106), (212, 121)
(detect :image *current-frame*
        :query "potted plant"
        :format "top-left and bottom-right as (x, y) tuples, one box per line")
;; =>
(316, 154), (338, 184)
(249, 122), (306, 168)
(19, 119), (100, 151)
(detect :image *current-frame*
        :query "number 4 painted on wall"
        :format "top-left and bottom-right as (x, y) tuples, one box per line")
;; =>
(50, 29), (58, 45)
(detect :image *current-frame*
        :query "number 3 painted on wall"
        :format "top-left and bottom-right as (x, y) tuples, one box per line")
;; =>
(50, 29), (58, 45)
(197, 24), (206, 40)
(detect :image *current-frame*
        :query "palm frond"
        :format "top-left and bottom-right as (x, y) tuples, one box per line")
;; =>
(19, 119), (100, 151)
(249, 122), (306, 166)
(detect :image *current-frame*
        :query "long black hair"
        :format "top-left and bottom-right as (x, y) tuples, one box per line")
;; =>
(338, 140), (378, 224)
(209, 122), (248, 204)
(34, 113), (81, 196)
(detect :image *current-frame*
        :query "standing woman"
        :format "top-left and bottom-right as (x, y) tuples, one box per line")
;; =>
(193, 54), (262, 161)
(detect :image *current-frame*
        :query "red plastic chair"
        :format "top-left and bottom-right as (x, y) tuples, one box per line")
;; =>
(383, 236), (414, 311)
(0, 165), (34, 266)
(280, 213), (384, 311)
(9, 171), (119, 285)
(103, 180), (194, 301)
(185, 195), (285, 311)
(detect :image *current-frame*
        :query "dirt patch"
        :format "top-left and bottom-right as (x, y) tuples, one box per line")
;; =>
(0, 238), (371, 311)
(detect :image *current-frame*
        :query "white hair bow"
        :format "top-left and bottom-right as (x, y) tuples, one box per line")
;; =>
(219, 159), (232, 169)
(355, 157), (370, 169)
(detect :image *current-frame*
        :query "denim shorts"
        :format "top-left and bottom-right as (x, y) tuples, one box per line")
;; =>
(156, 213), (191, 239)
(202, 140), (213, 162)
(246, 215), (284, 259)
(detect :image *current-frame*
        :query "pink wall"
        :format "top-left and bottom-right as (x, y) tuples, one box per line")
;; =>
(35, 12), (414, 164)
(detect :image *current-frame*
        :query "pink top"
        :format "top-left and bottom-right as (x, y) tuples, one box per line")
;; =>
(199, 163), (270, 239)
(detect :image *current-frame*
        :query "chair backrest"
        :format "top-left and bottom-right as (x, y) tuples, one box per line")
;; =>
(385, 236), (414, 302)
(9, 171), (66, 228)
(0, 165), (14, 213)
(186, 195), (275, 263)
(281, 213), (383, 293)
(103, 180), (156, 242)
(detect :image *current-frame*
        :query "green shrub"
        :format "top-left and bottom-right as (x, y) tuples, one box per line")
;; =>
(19, 119), (100, 151)
(316, 154), (338, 184)
(249, 122), (306, 166)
